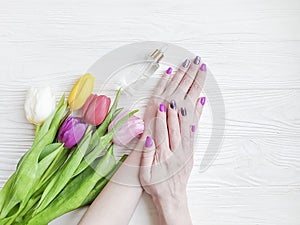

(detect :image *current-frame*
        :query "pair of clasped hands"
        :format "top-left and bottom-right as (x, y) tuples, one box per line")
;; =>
(79, 56), (207, 225)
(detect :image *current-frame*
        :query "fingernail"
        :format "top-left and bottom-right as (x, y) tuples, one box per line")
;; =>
(166, 67), (172, 74)
(200, 63), (206, 71)
(182, 59), (190, 68)
(200, 97), (206, 106)
(145, 136), (153, 147)
(181, 107), (187, 116)
(191, 125), (196, 132)
(159, 103), (166, 112)
(170, 99), (177, 110)
(194, 56), (201, 65)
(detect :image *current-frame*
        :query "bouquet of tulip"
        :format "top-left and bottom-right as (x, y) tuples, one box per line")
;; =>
(0, 74), (144, 225)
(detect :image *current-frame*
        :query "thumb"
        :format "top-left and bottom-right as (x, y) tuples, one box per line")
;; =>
(140, 136), (156, 184)
(141, 136), (156, 167)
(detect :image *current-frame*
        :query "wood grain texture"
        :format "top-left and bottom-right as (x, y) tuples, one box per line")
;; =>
(0, 0), (300, 224)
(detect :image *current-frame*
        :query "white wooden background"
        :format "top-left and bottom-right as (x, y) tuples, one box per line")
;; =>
(1, 0), (300, 224)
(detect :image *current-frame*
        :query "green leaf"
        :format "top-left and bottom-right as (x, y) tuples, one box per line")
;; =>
(16, 95), (66, 170)
(0, 216), (15, 225)
(0, 100), (67, 218)
(38, 143), (63, 162)
(35, 131), (92, 213)
(26, 145), (116, 225)
(111, 107), (123, 121)
(13, 143), (65, 221)
(89, 88), (122, 151)
(33, 94), (65, 146)
(14, 193), (41, 224)
(0, 173), (16, 214)
(81, 154), (128, 206)
(37, 147), (69, 190)
(74, 109), (138, 177)
(72, 135), (112, 178)
(36, 144), (64, 179)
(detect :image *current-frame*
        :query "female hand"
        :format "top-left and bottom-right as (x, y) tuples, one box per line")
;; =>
(139, 56), (207, 225)
(79, 56), (206, 225)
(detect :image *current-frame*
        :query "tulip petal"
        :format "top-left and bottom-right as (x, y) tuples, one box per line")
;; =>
(112, 117), (144, 146)
(58, 117), (80, 141)
(108, 110), (144, 146)
(108, 110), (130, 131)
(68, 74), (95, 111)
(63, 123), (88, 148)
(58, 117), (88, 148)
(95, 96), (111, 125)
(82, 95), (111, 126)
(83, 97), (97, 125)
(24, 87), (56, 125)
(81, 94), (95, 118)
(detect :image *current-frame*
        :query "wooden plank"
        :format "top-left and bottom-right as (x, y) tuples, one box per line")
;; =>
(0, 0), (300, 224)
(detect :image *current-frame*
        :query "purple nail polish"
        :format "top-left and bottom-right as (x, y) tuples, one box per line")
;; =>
(159, 103), (166, 112)
(200, 97), (206, 106)
(200, 63), (206, 71)
(182, 59), (190, 68)
(145, 136), (153, 147)
(194, 56), (201, 65)
(191, 125), (196, 132)
(166, 67), (172, 74)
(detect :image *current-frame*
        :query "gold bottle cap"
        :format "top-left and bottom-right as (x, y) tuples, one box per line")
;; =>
(150, 49), (164, 63)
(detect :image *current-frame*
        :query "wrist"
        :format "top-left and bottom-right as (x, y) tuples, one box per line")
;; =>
(153, 190), (187, 207)
(153, 192), (192, 225)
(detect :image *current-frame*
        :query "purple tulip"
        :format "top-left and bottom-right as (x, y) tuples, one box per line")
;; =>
(58, 117), (88, 148)
(108, 110), (144, 146)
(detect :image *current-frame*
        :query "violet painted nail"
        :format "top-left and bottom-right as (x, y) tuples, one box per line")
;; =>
(182, 59), (190, 68)
(181, 107), (187, 116)
(145, 136), (153, 148)
(159, 103), (166, 112)
(191, 125), (196, 132)
(200, 63), (206, 71)
(170, 99), (177, 110)
(200, 97), (206, 106)
(166, 67), (172, 74)
(194, 56), (201, 65)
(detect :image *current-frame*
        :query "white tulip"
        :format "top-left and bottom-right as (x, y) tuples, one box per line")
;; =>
(24, 87), (56, 125)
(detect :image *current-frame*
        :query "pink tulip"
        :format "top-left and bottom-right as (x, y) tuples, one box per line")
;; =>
(108, 110), (144, 146)
(82, 94), (111, 126)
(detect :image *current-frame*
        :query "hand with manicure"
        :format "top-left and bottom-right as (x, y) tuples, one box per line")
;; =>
(79, 55), (207, 225)
(139, 56), (207, 225)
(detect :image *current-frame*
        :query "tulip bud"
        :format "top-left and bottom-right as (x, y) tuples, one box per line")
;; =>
(24, 87), (56, 125)
(68, 73), (95, 111)
(82, 94), (111, 126)
(108, 110), (144, 146)
(58, 117), (88, 148)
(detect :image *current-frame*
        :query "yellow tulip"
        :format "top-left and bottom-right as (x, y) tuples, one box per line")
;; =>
(68, 73), (95, 111)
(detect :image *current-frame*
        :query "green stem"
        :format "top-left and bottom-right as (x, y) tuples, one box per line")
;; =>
(34, 125), (40, 139)
(59, 108), (71, 127)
